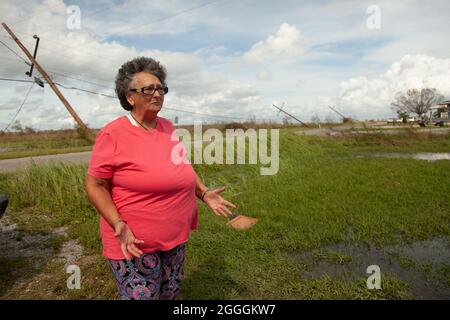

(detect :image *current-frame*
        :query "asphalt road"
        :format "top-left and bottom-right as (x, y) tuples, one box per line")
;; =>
(0, 151), (92, 173)
(1, 127), (449, 172)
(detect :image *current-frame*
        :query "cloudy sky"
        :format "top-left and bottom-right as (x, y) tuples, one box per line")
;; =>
(1, 0), (449, 130)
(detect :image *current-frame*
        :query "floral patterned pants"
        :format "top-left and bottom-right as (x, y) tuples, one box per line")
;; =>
(108, 243), (185, 300)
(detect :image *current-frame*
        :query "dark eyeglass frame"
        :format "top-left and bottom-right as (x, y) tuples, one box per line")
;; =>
(129, 85), (169, 96)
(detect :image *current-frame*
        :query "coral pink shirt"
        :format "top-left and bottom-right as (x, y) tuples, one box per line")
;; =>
(87, 115), (198, 259)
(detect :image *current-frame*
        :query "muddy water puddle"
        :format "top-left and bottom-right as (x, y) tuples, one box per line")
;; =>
(361, 152), (450, 161)
(287, 237), (450, 299)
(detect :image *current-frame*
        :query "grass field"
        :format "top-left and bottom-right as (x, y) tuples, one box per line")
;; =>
(0, 127), (449, 299)
(0, 121), (285, 160)
(0, 129), (94, 160)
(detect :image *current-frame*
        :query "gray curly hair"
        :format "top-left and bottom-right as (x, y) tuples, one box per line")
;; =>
(115, 56), (167, 111)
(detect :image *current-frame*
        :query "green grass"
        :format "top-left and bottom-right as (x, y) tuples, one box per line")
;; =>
(0, 146), (92, 160)
(0, 130), (449, 299)
(0, 134), (93, 160)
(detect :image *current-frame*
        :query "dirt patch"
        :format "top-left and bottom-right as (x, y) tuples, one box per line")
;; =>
(56, 240), (83, 268)
(0, 217), (84, 298)
(0, 217), (54, 259)
(50, 226), (83, 268)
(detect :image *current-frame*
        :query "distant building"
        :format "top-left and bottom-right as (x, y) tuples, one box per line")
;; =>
(431, 100), (450, 120)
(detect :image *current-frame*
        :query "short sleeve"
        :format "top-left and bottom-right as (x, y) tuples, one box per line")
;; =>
(160, 117), (175, 134)
(87, 130), (115, 178)
(167, 122), (175, 134)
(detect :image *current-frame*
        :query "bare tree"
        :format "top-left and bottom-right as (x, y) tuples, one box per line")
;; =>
(282, 115), (291, 125)
(11, 120), (23, 132)
(311, 115), (321, 124)
(391, 88), (443, 119)
(311, 115), (321, 128)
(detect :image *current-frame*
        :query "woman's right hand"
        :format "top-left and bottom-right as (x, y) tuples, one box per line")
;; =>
(114, 221), (144, 260)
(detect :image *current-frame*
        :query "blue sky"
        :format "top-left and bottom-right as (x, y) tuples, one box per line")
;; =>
(1, 0), (450, 130)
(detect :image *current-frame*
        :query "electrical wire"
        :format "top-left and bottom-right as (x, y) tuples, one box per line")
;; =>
(0, 76), (275, 123)
(53, 82), (273, 121)
(53, 81), (116, 99)
(2, 82), (35, 132)
(49, 70), (115, 91)
(0, 77), (34, 83)
(0, 39), (31, 66)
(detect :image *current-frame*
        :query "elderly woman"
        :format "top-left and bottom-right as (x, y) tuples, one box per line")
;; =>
(85, 56), (236, 300)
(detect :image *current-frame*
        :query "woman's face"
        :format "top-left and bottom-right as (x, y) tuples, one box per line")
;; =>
(127, 72), (165, 114)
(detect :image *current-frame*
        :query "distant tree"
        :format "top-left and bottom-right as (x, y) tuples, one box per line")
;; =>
(24, 125), (36, 133)
(311, 115), (321, 128)
(73, 123), (91, 141)
(9, 120), (36, 134)
(391, 88), (443, 119)
(11, 120), (23, 132)
(311, 115), (321, 124)
(397, 111), (409, 123)
(282, 115), (291, 125)
(342, 117), (353, 123)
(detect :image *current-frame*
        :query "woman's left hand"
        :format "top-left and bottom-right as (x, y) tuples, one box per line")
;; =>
(203, 187), (237, 218)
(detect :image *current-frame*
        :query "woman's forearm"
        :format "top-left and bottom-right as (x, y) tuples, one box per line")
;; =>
(194, 171), (208, 200)
(85, 174), (122, 228)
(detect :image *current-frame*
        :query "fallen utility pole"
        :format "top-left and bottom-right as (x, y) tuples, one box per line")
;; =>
(328, 105), (347, 120)
(272, 103), (310, 128)
(1, 22), (95, 143)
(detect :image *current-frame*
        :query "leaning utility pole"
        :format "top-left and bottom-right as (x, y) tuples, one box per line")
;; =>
(328, 105), (347, 120)
(1, 22), (95, 143)
(272, 103), (310, 128)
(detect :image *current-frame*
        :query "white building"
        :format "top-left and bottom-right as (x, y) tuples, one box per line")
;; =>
(431, 100), (449, 120)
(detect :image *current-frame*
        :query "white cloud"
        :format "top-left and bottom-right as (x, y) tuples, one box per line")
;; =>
(336, 54), (450, 119)
(2, 0), (450, 129)
(163, 83), (261, 124)
(0, 0), (262, 129)
(244, 23), (303, 63)
(257, 69), (271, 81)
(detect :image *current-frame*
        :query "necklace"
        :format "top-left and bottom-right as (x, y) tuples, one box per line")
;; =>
(129, 112), (157, 131)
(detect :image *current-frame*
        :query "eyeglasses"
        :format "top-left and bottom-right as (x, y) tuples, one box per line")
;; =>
(129, 85), (169, 96)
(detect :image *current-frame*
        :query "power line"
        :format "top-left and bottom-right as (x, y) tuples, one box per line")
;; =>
(53, 81), (116, 99)
(0, 75), (111, 97)
(0, 77), (274, 123)
(0, 39), (31, 66)
(3, 0), (229, 86)
(162, 106), (272, 121)
(0, 34), (35, 46)
(53, 82), (272, 121)
(2, 22), (93, 140)
(272, 103), (310, 127)
(2, 82), (35, 132)
(0, 77), (34, 83)
(0, 34), (268, 122)
(49, 70), (115, 91)
(0, 54), (27, 69)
